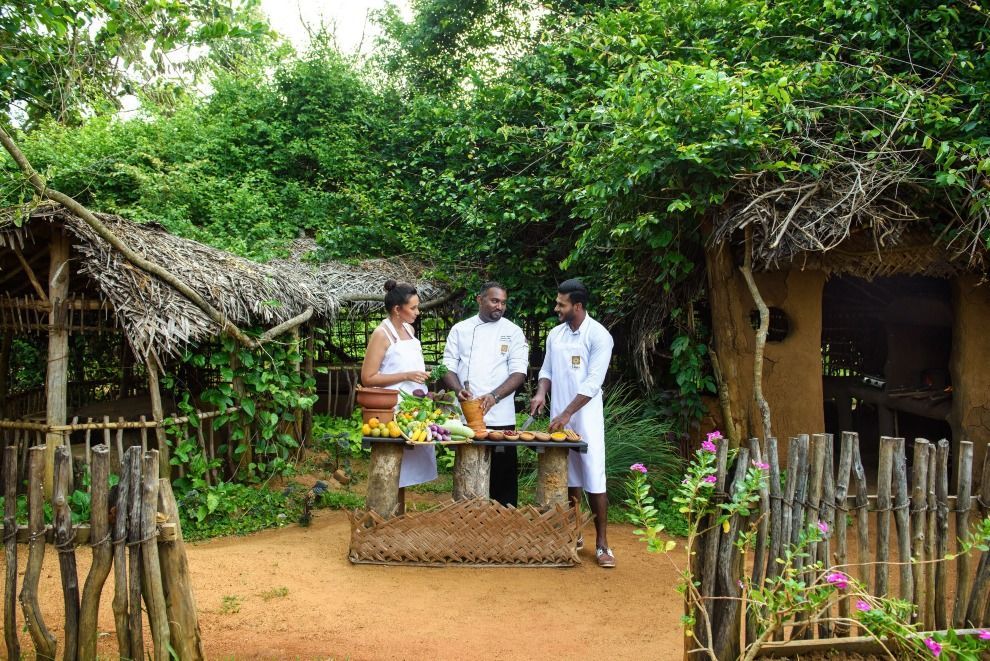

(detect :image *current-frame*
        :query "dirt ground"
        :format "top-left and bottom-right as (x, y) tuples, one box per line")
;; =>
(15, 509), (687, 660)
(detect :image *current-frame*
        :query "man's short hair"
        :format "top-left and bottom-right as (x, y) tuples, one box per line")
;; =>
(479, 281), (507, 297)
(558, 278), (589, 306)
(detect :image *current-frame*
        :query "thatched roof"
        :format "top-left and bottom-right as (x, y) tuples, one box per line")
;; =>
(0, 203), (449, 358)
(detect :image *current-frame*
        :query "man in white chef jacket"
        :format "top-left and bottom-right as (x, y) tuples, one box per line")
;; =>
(442, 282), (529, 506)
(530, 279), (615, 568)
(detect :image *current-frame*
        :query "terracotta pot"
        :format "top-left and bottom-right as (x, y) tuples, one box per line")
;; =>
(361, 408), (394, 424)
(461, 398), (485, 428)
(355, 386), (399, 410)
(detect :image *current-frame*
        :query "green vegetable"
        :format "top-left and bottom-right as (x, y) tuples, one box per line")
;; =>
(441, 420), (475, 439)
(428, 364), (449, 382)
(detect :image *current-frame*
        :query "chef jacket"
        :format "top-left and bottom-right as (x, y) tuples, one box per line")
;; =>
(538, 314), (613, 432)
(443, 315), (529, 426)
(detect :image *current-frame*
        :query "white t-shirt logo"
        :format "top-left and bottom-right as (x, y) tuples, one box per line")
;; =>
(571, 355), (581, 368)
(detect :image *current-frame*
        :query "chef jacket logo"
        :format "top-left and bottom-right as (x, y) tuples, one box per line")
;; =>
(500, 344), (509, 354)
(571, 355), (581, 367)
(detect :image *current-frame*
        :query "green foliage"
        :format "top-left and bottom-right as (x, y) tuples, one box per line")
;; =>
(0, 0), (274, 126)
(318, 490), (365, 510)
(178, 481), (300, 541)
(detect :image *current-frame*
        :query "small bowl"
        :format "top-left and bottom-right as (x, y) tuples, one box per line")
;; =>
(488, 431), (505, 441)
(474, 430), (489, 440)
(503, 431), (519, 441)
(533, 431), (551, 442)
(518, 431), (535, 441)
(355, 386), (399, 410)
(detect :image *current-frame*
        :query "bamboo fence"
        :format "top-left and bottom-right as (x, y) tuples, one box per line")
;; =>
(693, 433), (990, 660)
(1, 443), (204, 661)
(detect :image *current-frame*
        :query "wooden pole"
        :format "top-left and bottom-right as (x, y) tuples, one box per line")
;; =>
(126, 447), (144, 657)
(747, 437), (770, 646)
(966, 448), (990, 626)
(157, 479), (205, 661)
(365, 442), (403, 518)
(764, 437), (783, 582)
(851, 437), (872, 593)
(54, 445), (80, 661)
(303, 331), (315, 449)
(21, 446), (57, 659)
(910, 439), (929, 622)
(111, 448), (132, 660)
(713, 448), (749, 661)
(140, 451), (169, 660)
(45, 226), (71, 500)
(893, 438), (913, 604)
(3, 446), (19, 661)
(78, 445), (111, 661)
(0, 330), (12, 420)
(875, 436), (896, 596)
(834, 432), (855, 636)
(146, 356), (170, 477)
(933, 440), (949, 630)
(924, 444), (937, 627)
(953, 441), (974, 627)
(534, 447), (566, 508)
(819, 433), (836, 640)
(700, 437), (730, 647)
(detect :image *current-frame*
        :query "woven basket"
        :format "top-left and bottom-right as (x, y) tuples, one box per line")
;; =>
(348, 499), (590, 567)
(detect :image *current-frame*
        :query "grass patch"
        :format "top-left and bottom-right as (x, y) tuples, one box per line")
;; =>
(318, 490), (365, 510)
(408, 473), (454, 494)
(259, 586), (289, 601)
(220, 595), (242, 614)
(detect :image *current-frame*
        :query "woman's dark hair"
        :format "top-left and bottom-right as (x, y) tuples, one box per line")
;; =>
(558, 278), (589, 307)
(384, 279), (418, 312)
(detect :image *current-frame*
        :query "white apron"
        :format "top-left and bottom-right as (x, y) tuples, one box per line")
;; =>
(548, 326), (606, 493)
(378, 319), (438, 487)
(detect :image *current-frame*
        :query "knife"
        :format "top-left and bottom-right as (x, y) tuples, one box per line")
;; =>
(520, 415), (534, 431)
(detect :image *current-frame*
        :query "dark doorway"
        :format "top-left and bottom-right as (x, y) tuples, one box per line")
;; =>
(822, 275), (953, 473)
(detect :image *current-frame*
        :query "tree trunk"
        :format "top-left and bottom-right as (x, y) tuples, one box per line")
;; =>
(453, 445), (491, 500)
(705, 241), (748, 447)
(45, 226), (70, 499)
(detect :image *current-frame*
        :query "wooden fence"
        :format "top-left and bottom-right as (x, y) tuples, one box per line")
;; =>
(693, 433), (990, 660)
(2, 443), (204, 660)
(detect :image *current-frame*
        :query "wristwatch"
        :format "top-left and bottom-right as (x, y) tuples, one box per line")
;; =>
(489, 392), (500, 404)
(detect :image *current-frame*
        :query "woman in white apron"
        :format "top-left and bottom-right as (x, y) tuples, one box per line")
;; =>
(360, 280), (438, 512)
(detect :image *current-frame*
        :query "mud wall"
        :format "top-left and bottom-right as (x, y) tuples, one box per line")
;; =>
(950, 275), (990, 488)
(710, 265), (826, 450)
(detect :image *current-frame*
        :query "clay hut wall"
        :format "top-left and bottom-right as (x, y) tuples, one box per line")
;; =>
(950, 275), (990, 484)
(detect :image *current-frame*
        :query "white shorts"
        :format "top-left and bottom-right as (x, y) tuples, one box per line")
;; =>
(568, 434), (606, 494)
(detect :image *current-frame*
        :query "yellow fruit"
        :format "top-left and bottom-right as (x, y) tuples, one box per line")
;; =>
(361, 423), (371, 436)
(368, 417), (380, 428)
(390, 427), (400, 438)
(371, 427), (381, 437)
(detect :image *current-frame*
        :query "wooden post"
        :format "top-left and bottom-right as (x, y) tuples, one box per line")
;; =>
(157, 479), (205, 661)
(111, 448), (132, 660)
(21, 446), (57, 659)
(140, 451), (170, 660)
(365, 442), (403, 518)
(764, 437), (783, 582)
(953, 440), (974, 627)
(875, 436), (896, 596)
(966, 448), (990, 626)
(0, 330), (12, 419)
(924, 444), (937, 626)
(146, 355), (170, 477)
(78, 445), (111, 661)
(535, 447), (567, 508)
(851, 437), (872, 594)
(303, 331), (315, 448)
(3, 446), (19, 661)
(819, 433), (836, 639)
(713, 448), (749, 661)
(893, 438), (913, 604)
(454, 445), (491, 501)
(54, 445), (80, 661)
(789, 435), (810, 576)
(910, 439), (929, 622)
(700, 437), (730, 646)
(934, 440), (949, 630)
(834, 432), (855, 635)
(747, 437), (770, 647)
(45, 226), (71, 499)
(127, 448), (144, 657)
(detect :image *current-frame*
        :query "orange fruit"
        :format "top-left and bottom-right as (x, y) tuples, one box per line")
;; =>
(368, 417), (380, 428)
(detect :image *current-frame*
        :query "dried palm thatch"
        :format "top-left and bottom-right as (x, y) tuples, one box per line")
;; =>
(712, 136), (987, 278)
(0, 203), (449, 359)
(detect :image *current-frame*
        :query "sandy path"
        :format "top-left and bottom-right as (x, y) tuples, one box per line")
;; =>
(11, 510), (686, 660)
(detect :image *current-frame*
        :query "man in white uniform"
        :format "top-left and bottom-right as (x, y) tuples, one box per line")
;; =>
(530, 279), (615, 568)
(442, 282), (529, 505)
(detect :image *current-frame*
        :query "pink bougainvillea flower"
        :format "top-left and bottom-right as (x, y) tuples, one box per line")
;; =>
(702, 475), (717, 484)
(825, 572), (849, 590)
(924, 637), (941, 657)
(701, 439), (717, 453)
(629, 463), (648, 474)
(706, 430), (722, 442)
(752, 460), (770, 470)
(978, 630), (990, 640)
(817, 521), (829, 535)
(855, 599), (871, 612)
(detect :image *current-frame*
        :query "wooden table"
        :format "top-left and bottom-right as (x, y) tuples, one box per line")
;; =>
(361, 437), (588, 519)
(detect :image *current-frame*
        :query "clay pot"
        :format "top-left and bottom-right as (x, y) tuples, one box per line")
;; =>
(361, 408), (394, 424)
(460, 398), (485, 428)
(355, 386), (399, 410)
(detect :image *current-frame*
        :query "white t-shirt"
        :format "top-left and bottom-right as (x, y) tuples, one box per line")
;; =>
(443, 315), (529, 426)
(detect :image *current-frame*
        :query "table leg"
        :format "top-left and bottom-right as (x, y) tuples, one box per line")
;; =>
(537, 447), (569, 508)
(365, 443), (403, 518)
(453, 445), (491, 500)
